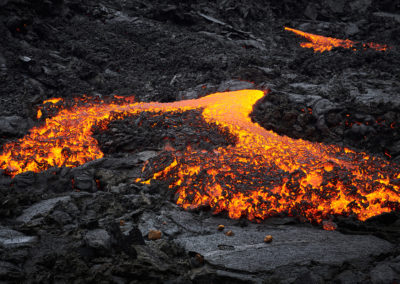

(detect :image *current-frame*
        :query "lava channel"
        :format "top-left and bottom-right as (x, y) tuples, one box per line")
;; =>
(1, 90), (399, 223)
(285, 27), (390, 53)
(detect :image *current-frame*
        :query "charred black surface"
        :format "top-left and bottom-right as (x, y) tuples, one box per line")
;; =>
(93, 109), (237, 155)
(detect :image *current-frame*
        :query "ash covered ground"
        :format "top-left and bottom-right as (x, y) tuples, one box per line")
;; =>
(1, 0), (400, 283)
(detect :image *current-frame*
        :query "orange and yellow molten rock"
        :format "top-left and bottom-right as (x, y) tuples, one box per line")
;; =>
(284, 27), (389, 53)
(1, 90), (399, 223)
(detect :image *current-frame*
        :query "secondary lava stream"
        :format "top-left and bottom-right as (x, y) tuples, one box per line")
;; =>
(285, 27), (389, 52)
(1, 90), (399, 223)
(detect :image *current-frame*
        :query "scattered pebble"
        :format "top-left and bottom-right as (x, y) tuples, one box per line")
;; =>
(148, 230), (162, 240)
(225, 230), (234, 237)
(264, 235), (273, 243)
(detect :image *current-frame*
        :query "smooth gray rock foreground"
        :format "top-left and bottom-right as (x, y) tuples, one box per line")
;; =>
(175, 221), (393, 273)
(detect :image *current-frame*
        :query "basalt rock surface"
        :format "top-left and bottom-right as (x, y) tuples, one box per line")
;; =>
(1, 0), (400, 283)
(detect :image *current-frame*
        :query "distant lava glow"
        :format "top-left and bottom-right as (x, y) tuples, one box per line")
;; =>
(1, 90), (400, 223)
(284, 27), (389, 53)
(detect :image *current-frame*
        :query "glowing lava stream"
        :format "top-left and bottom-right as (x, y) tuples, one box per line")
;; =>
(1, 90), (399, 223)
(284, 27), (389, 53)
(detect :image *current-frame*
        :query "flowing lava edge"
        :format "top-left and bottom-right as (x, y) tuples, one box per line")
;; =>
(1, 90), (400, 226)
(284, 27), (390, 53)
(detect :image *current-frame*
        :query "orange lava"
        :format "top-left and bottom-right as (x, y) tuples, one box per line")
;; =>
(284, 27), (389, 53)
(322, 220), (338, 231)
(1, 90), (399, 224)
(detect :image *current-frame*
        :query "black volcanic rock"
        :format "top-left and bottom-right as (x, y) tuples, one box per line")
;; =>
(0, 0), (400, 282)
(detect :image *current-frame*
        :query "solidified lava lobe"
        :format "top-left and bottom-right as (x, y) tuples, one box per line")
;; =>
(284, 27), (389, 52)
(1, 90), (400, 223)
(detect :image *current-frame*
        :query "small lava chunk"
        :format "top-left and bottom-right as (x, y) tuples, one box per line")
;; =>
(148, 230), (162, 240)
(264, 235), (273, 243)
(323, 221), (338, 231)
(217, 224), (225, 231)
(225, 230), (234, 236)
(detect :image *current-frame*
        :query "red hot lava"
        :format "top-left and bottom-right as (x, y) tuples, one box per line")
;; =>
(285, 27), (390, 53)
(1, 90), (399, 224)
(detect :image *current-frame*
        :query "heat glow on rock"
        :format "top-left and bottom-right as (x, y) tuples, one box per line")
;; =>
(1, 90), (399, 223)
(284, 27), (389, 53)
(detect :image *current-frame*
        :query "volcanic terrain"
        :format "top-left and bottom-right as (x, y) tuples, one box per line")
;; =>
(1, 0), (400, 283)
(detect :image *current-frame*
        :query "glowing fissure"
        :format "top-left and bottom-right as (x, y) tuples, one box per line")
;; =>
(285, 27), (389, 53)
(1, 90), (399, 223)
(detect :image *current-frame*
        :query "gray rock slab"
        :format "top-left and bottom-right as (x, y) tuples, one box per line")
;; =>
(16, 196), (71, 223)
(85, 229), (111, 250)
(0, 115), (28, 136)
(217, 80), (255, 92)
(138, 205), (394, 275)
(136, 151), (158, 162)
(0, 227), (37, 248)
(354, 88), (400, 107)
(139, 210), (181, 238)
(175, 221), (393, 273)
(139, 207), (214, 238)
(286, 93), (322, 106)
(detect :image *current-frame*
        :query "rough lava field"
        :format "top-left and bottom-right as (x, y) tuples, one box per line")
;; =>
(1, 0), (400, 283)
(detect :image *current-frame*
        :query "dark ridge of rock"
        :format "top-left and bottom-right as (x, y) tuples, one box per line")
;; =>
(92, 109), (237, 155)
(251, 90), (400, 161)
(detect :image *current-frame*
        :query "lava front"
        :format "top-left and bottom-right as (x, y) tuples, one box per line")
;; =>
(1, 90), (399, 223)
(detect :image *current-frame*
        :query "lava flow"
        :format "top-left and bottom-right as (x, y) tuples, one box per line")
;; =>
(1, 90), (400, 223)
(284, 27), (389, 52)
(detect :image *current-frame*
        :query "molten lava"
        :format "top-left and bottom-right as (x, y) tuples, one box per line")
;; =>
(284, 27), (389, 53)
(1, 90), (399, 224)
